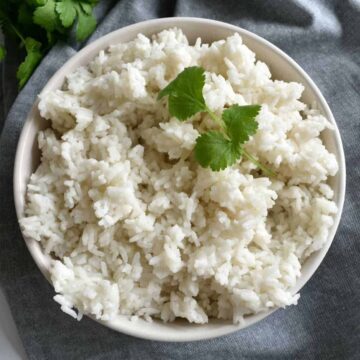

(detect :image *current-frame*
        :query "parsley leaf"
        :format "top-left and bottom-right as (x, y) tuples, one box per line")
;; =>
(56, 0), (77, 28)
(0, 0), (99, 88)
(16, 37), (43, 89)
(75, 4), (96, 41)
(222, 104), (260, 145)
(27, 1), (47, 6)
(33, 0), (58, 32)
(158, 66), (207, 120)
(80, 2), (93, 15)
(158, 66), (275, 175)
(0, 45), (6, 61)
(195, 131), (241, 171)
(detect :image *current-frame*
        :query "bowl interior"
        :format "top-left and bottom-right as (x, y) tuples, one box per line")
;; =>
(14, 18), (345, 342)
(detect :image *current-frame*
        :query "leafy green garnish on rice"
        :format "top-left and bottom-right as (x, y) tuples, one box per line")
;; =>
(158, 66), (275, 175)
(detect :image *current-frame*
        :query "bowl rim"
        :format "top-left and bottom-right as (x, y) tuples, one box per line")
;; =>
(13, 16), (346, 342)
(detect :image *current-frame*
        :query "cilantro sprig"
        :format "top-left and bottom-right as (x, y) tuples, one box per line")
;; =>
(0, 0), (98, 89)
(158, 66), (275, 176)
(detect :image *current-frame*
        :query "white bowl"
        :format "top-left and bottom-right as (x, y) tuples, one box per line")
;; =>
(13, 17), (346, 342)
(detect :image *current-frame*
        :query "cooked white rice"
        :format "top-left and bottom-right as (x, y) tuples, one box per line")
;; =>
(20, 28), (338, 324)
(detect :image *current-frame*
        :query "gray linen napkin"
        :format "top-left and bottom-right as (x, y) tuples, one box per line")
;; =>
(0, 1), (359, 359)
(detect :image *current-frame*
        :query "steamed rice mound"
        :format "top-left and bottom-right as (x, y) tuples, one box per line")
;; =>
(20, 28), (338, 324)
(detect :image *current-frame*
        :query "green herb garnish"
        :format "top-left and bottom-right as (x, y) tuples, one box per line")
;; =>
(158, 66), (275, 176)
(0, 45), (6, 61)
(0, 0), (99, 89)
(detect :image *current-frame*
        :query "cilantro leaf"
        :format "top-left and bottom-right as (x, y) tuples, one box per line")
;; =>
(81, 0), (99, 4)
(16, 37), (43, 89)
(0, 0), (98, 88)
(33, 0), (57, 32)
(80, 2), (93, 15)
(158, 66), (207, 120)
(56, 0), (77, 28)
(27, 0), (47, 6)
(158, 67), (274, 175)
(75, 4), (96, 41)
(195, 131), (241, 171)
(158, 66), (274, 174)
(0, 45), (6, 61)
(222, 105), (260, 145)
(24, 37), (42, 54)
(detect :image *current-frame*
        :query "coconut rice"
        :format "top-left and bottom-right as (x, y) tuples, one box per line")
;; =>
(20, 28), (338, 324)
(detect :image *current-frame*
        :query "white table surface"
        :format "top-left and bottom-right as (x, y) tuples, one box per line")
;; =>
(0, 288), (27, 359)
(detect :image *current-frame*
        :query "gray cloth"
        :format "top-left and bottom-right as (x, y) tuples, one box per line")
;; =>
(0, 1), (359, 359)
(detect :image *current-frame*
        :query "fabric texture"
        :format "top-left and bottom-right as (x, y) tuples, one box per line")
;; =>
(0, 0), (359, 359)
